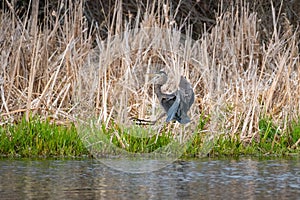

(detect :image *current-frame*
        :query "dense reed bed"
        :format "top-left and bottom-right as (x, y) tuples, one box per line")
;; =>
(0, 0), (299, 156)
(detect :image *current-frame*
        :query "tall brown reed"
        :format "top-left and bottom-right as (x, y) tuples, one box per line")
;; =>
(0, 0), (92, 125)
(0, 1), (299, 144)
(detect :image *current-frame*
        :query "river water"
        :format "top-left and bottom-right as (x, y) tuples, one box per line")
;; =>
(0, 157), (299, 199)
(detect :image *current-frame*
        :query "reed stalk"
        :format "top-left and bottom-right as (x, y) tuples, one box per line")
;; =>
(0, 0), (299, 149)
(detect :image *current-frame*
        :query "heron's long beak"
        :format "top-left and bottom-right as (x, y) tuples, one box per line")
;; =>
(146, 73), (160, 83)
(146, 72), (159, 76)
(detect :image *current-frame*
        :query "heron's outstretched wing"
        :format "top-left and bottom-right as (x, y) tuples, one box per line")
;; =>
(179, 76), (194, 112)
(166, 91), (180, 122)
(160, 94), (176, 113)
(164, 77), (194, 123)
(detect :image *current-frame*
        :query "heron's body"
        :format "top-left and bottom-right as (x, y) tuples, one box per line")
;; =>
(152, 71), (194, 124)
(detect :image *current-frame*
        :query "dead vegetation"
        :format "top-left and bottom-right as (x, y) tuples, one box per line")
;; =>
(0, 0), (299, 143)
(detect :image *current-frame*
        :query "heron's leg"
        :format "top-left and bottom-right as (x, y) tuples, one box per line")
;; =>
(155, 112), (166, 123)
(144, 112), (166, 125)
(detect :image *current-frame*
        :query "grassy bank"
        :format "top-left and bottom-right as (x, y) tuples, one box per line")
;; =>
(0, 0), (300, 157)
(0, 116), (89, 157)
(0, 116), (298, 158)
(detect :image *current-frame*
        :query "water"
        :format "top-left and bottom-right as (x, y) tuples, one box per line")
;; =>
(0, 157), (299, 199)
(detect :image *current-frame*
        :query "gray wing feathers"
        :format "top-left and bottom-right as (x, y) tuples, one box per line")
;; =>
(165, 76), (194, 124)
(166, 91), (180, 122)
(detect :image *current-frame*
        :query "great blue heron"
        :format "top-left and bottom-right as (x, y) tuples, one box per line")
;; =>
(132, 70), (194, 125)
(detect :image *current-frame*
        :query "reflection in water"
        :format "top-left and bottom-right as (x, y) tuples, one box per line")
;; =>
(0, 157), (299, 199)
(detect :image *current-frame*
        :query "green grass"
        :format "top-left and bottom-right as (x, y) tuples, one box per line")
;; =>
(102, 121), (173, 153)
(0, 115), (299, 158)
(208, 118), (299, 157)
(0, 116), (89, 157)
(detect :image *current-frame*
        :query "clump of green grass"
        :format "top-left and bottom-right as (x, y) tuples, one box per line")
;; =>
(111, 125), (172, 153)
(288, 119), (300, 148)
(0, 116), (89, 157)
(204, 117), (299, 157)
(83, 120), (173, 154)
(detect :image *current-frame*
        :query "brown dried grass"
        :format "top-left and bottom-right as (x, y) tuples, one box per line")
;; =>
(0, 0), (299, 143)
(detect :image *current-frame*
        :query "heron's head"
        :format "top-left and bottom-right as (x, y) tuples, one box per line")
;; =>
(148, 70), (168, 85)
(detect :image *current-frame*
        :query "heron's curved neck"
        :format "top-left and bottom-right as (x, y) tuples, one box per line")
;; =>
(154, 84), (163, 99)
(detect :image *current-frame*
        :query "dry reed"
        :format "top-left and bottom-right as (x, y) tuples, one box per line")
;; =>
(0, 0), (299, 145)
